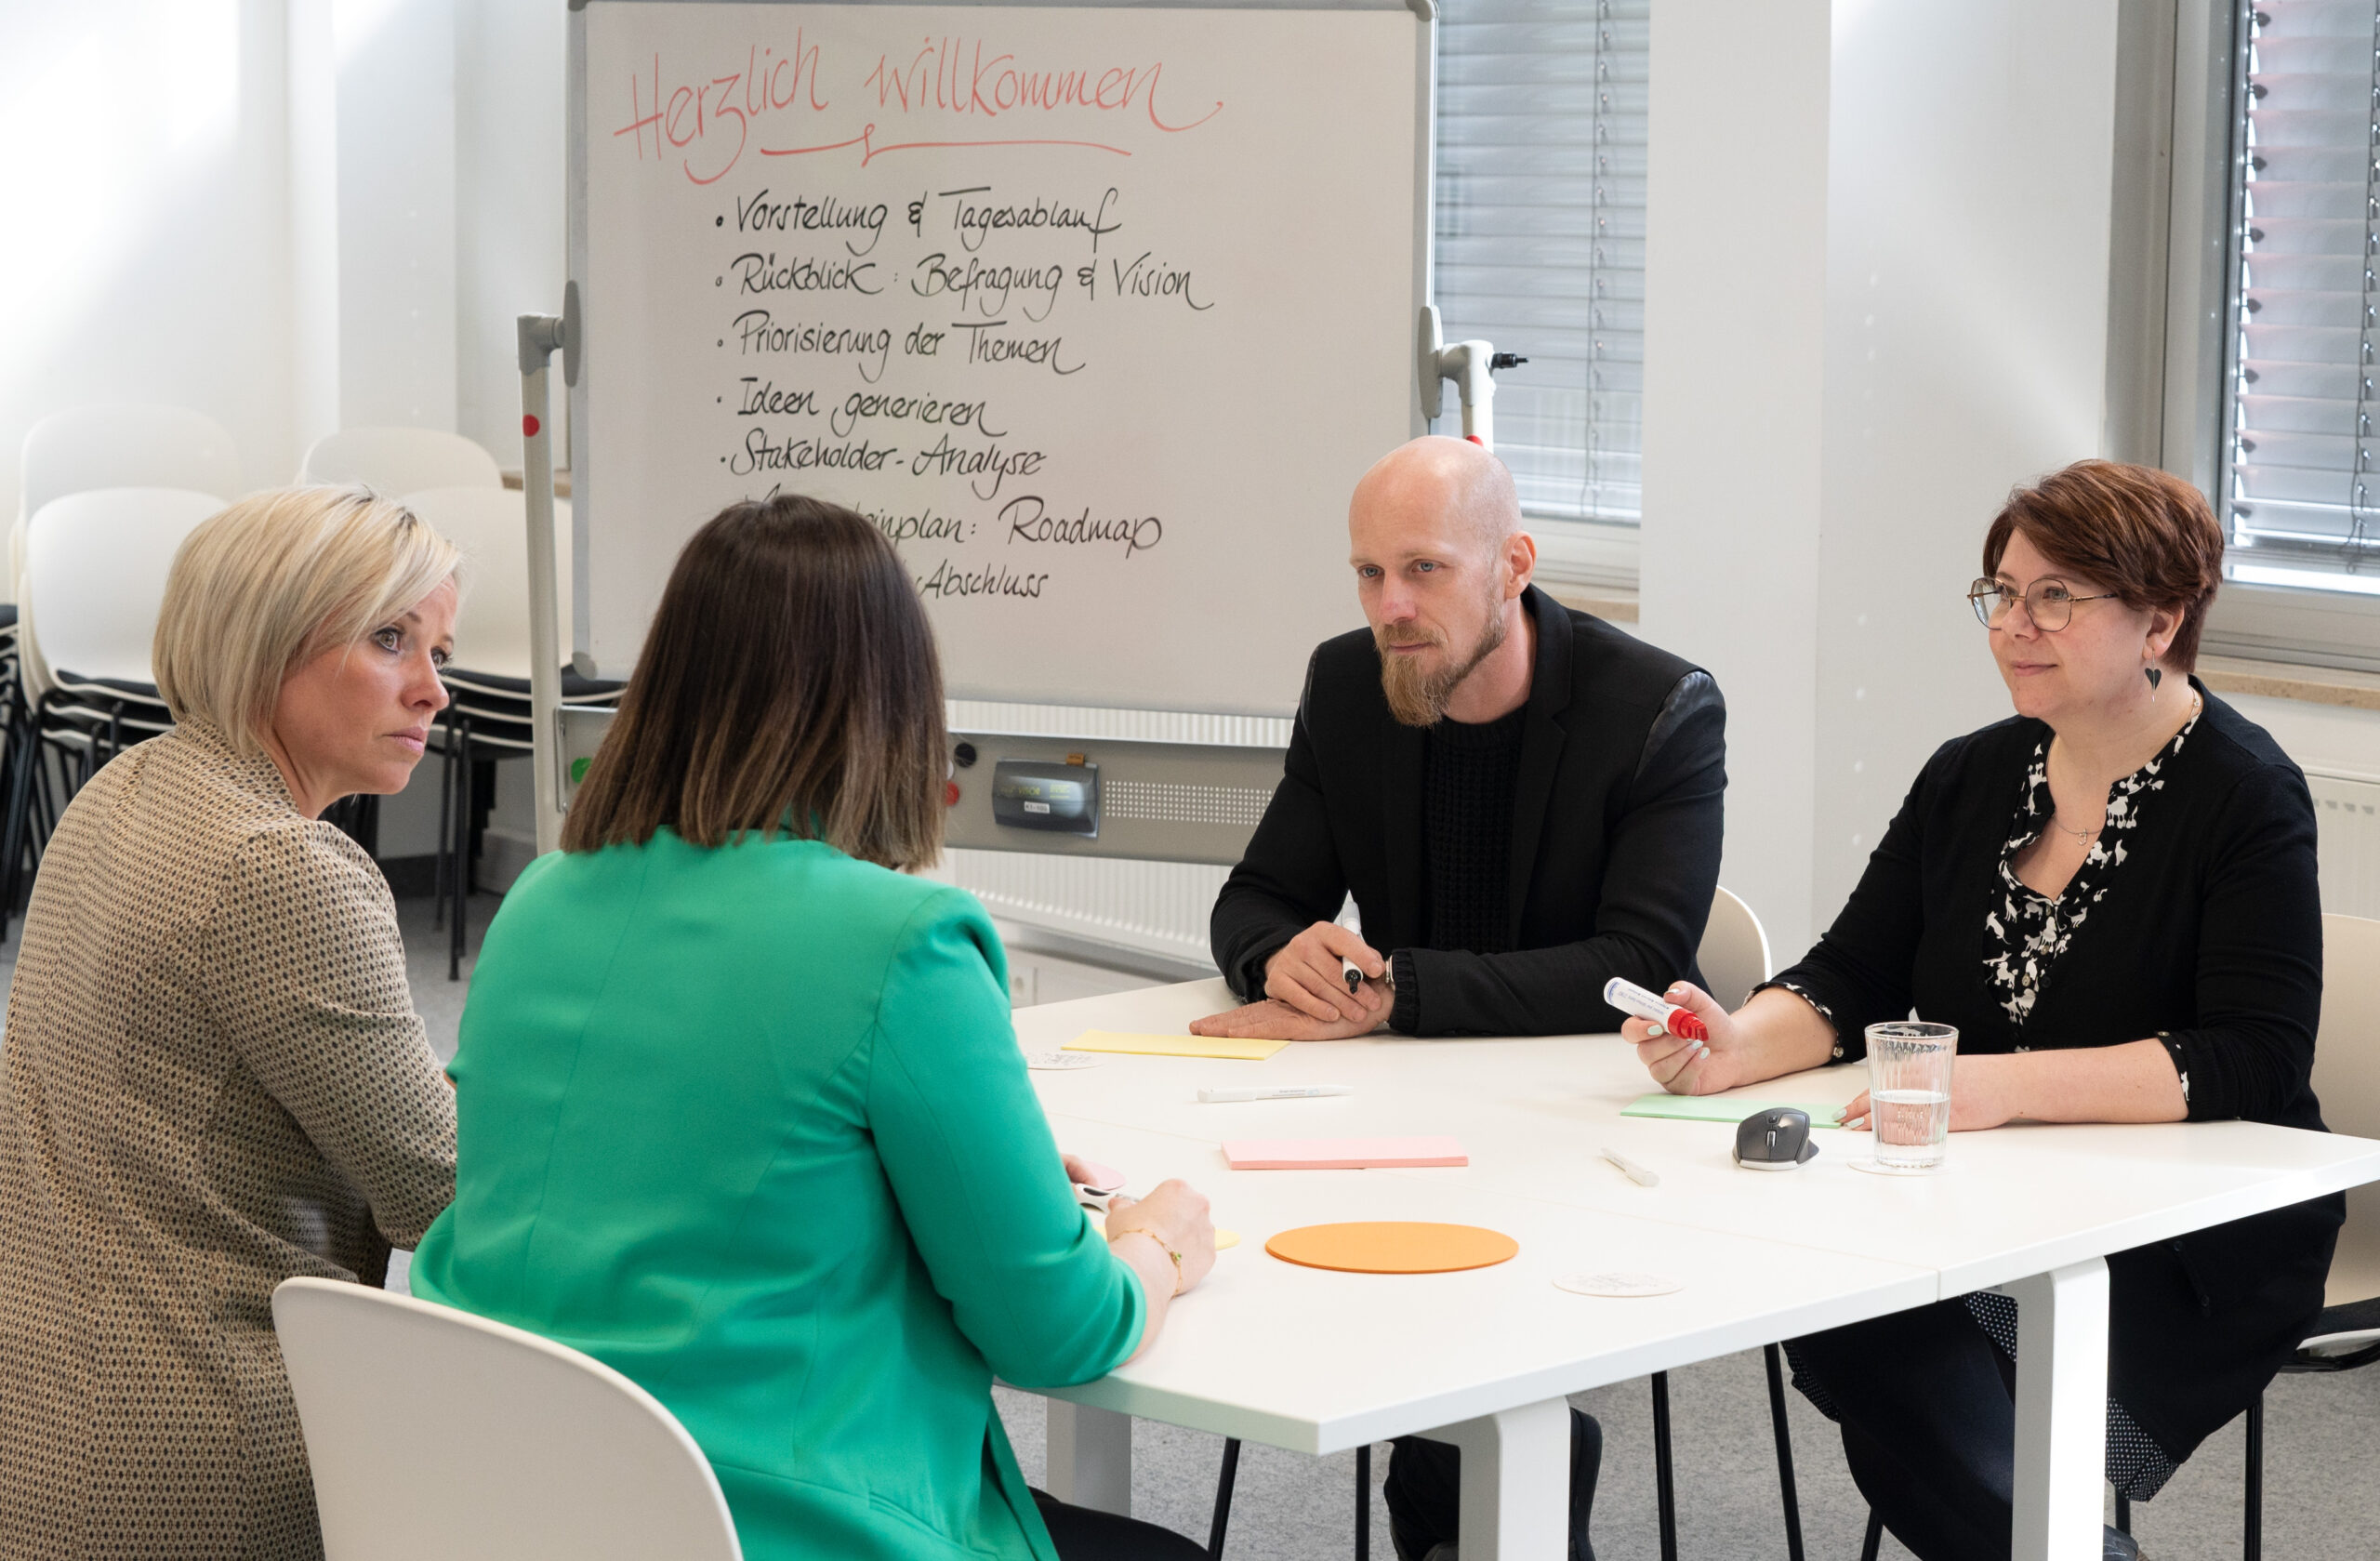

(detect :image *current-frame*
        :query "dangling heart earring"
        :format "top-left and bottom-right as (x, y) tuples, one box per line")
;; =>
(2146, 667), (2162, 692)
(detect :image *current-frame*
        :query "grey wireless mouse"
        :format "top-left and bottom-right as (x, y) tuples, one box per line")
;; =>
(1734, 1108), (1819, 1171)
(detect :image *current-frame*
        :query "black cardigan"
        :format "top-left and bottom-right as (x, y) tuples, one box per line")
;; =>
(1210, 587), (1727, 1036)
(1775, 684), (2341, 1458)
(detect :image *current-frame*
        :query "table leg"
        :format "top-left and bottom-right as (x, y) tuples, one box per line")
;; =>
(2002, 1258), (2109, 1561)
(1428, 1396), (1571, 1561)
(1045, 1399), (1132, 1515)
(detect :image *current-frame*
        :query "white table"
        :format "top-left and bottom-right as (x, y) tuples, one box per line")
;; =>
(1014, 979), (2380, 1561)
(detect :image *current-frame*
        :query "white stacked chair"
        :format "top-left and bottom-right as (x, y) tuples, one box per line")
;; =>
(272, 1277), (742, 1561)
(400, 486), (622, 977)
(298, 428), (503, 494)
(2, 488), (225, 933)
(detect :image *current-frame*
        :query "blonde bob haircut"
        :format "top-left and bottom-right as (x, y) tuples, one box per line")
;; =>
(152, 486), (462, 757)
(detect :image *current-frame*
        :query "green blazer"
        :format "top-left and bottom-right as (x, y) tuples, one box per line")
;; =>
(411, 831), (1144, 1561)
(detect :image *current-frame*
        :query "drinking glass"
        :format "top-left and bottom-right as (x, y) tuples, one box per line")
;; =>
(1865, 1022), (1956, 1170)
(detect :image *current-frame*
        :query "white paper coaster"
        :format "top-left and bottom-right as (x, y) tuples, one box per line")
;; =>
(1847, 1156), (1945, 1176)
(1025, 1050), (1104, 1071)
(1555, 1270), (1684, 1299)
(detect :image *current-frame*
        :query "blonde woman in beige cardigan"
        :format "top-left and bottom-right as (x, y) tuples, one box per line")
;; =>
(0, 487), (462, 1560)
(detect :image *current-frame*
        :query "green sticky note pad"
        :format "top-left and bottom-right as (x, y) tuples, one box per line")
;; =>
(1621, 1092), (1845, 1128)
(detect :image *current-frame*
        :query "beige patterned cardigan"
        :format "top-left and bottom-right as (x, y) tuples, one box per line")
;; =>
(0, 721), (456, 1559)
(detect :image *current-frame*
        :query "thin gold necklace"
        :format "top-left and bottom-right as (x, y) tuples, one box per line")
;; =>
(2048, 690), (2200, 844)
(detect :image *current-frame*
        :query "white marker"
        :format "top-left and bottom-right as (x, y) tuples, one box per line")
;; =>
(1197, 1085), (1355, 1104)
(1603, 977), (1710, 1041)
(1600, 1145), (1660, 1187)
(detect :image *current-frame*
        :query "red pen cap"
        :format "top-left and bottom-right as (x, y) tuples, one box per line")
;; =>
(1663, 1005), (1709, 1042)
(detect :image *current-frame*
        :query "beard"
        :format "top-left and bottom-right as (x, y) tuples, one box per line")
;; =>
(1377, 602), (1508, 727)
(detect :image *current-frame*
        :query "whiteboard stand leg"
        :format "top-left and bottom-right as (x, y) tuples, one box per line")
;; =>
(516, 312), (568, 857)
(1430, 1396), (1569, 1561)
(2002, 1258), (2109, 1561)
(1045, 1398), (1131, 1515)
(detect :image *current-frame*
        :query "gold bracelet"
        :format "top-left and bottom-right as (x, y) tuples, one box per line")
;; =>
(1117, 1229), (1183, 1293)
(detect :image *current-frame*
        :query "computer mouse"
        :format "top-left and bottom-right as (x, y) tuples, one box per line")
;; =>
(1734, 1108), (1818, 1171)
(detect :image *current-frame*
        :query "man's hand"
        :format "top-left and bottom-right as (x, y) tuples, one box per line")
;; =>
(1188, 997), (1383, 1042)
(1262, 921), (1388, 1025)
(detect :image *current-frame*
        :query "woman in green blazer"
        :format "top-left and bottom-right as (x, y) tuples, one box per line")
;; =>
(411, 496), (1216, 1561)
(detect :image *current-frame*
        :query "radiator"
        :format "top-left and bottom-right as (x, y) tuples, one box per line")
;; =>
(939, 703), (1289, 970)
(2310, 769), (2380, 923)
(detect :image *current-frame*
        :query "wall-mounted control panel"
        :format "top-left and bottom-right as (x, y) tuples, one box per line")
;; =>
(991, 760), (1101, 838)
(945, 733), (1286, 866)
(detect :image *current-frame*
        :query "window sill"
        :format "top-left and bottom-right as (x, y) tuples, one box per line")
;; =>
(1540, 583), (1639, 623)
(2198, 654), (2380, 713)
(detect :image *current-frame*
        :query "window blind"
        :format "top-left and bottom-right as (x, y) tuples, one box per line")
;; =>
(2224, 0), (2380, 591)
(1433, 0), (1647, 523)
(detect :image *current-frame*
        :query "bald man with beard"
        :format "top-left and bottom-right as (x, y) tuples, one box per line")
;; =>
(1195, 438), (1728, 1561)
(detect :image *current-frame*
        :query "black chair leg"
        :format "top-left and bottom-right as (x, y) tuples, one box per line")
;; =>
(2114, 1492), (2129, 1535)
(431, 719), (454, 931)
(447, 727), (471, 981)
(1207, 1436), (1240, 1559)
(1651, 1372), (1678, 1561)
(1355, 1442), (1370, 1561)
(0, 720), (39, 941)
(2244, 1394), (2263, 1561)
(1859, 1508), (1884, 1561)
(1762, 1344), (1806, 1561)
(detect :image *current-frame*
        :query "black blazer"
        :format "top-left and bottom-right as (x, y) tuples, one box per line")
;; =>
(1210, 587), (1727, 1036)
(1775, 684), (2341, 1459)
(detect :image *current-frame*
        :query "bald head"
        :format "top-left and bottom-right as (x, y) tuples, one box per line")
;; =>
(1347, 438), (1538, 726)
(1351, 436), (1521, 553)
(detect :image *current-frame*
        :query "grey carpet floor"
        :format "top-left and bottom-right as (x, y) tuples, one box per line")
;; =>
(7, 890), (2374, 1558)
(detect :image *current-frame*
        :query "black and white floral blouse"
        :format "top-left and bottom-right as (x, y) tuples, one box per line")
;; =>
(1983, 703), (2202, 1044)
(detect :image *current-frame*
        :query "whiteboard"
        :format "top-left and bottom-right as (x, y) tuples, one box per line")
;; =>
(569, 0), (1430, 715)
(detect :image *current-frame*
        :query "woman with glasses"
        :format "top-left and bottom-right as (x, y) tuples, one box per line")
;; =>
(1626, 460), (2338, 1561)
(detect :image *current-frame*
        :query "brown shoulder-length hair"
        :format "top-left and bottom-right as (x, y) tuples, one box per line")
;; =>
(562, 495), (945, 866)
(1981, 459), (2226, 674)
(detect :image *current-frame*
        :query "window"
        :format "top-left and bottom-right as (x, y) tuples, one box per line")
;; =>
(2220, 0), (2380, 596)
(1431, 0), (1648, 530)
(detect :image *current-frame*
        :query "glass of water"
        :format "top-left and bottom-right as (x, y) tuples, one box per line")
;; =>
(1865, 1022), (1956, 1171)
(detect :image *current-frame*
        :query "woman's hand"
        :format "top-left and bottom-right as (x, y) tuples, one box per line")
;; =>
(1622, 982), (1742, 1095)
(1838, 1055), (2021, 1133)
(1105, 1180), (1216, 1294)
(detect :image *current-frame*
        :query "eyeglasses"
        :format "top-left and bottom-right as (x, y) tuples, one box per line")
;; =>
(1967, 576), (2119, 632)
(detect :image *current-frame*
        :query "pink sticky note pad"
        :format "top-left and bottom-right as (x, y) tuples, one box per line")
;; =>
(1222, 1136), (1468, 1171)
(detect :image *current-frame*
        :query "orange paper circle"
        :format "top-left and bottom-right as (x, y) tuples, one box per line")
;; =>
(1265, 1222), (1518, 1275)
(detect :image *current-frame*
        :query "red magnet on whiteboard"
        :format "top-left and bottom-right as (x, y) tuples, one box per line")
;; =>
(522, 415), (542, 438)
(1464, 434), (1484, 445)
(945, 781), (961, 807)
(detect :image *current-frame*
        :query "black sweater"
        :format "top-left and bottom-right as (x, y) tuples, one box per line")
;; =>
(1210, 587), (1727, 1036)
(1775, 684), (2340, 1457)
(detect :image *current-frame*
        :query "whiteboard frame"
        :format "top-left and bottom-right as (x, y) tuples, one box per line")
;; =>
(562, 0), (1437, 715)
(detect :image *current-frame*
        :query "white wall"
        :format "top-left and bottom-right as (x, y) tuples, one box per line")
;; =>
(1642, 0), (2126, 959)
(1639, 0), (1831, 959)
(0, 0), (299, 511)
(0, 0), (566, 510)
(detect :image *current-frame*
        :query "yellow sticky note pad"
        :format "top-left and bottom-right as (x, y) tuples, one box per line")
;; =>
(1065, 1030), (1289, 1062)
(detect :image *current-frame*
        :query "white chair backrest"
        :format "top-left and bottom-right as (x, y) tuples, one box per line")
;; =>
(20, 404), (241, 523)
(2318, 912), (2380, 1306)
(23, 489), (225, 689)
(272, 1277), (742, 1561)
(300, 428), (502, 494)
(401, 486), (572, 680)
(1697, 885), (1774, 1011)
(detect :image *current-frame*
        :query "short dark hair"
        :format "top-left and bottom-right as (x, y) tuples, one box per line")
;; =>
(562, 495), (945, 866)
(1982, 460), (2226, 673)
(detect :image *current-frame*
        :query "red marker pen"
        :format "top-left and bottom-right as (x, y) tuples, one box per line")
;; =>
(1604, 977), (1709, 1041)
